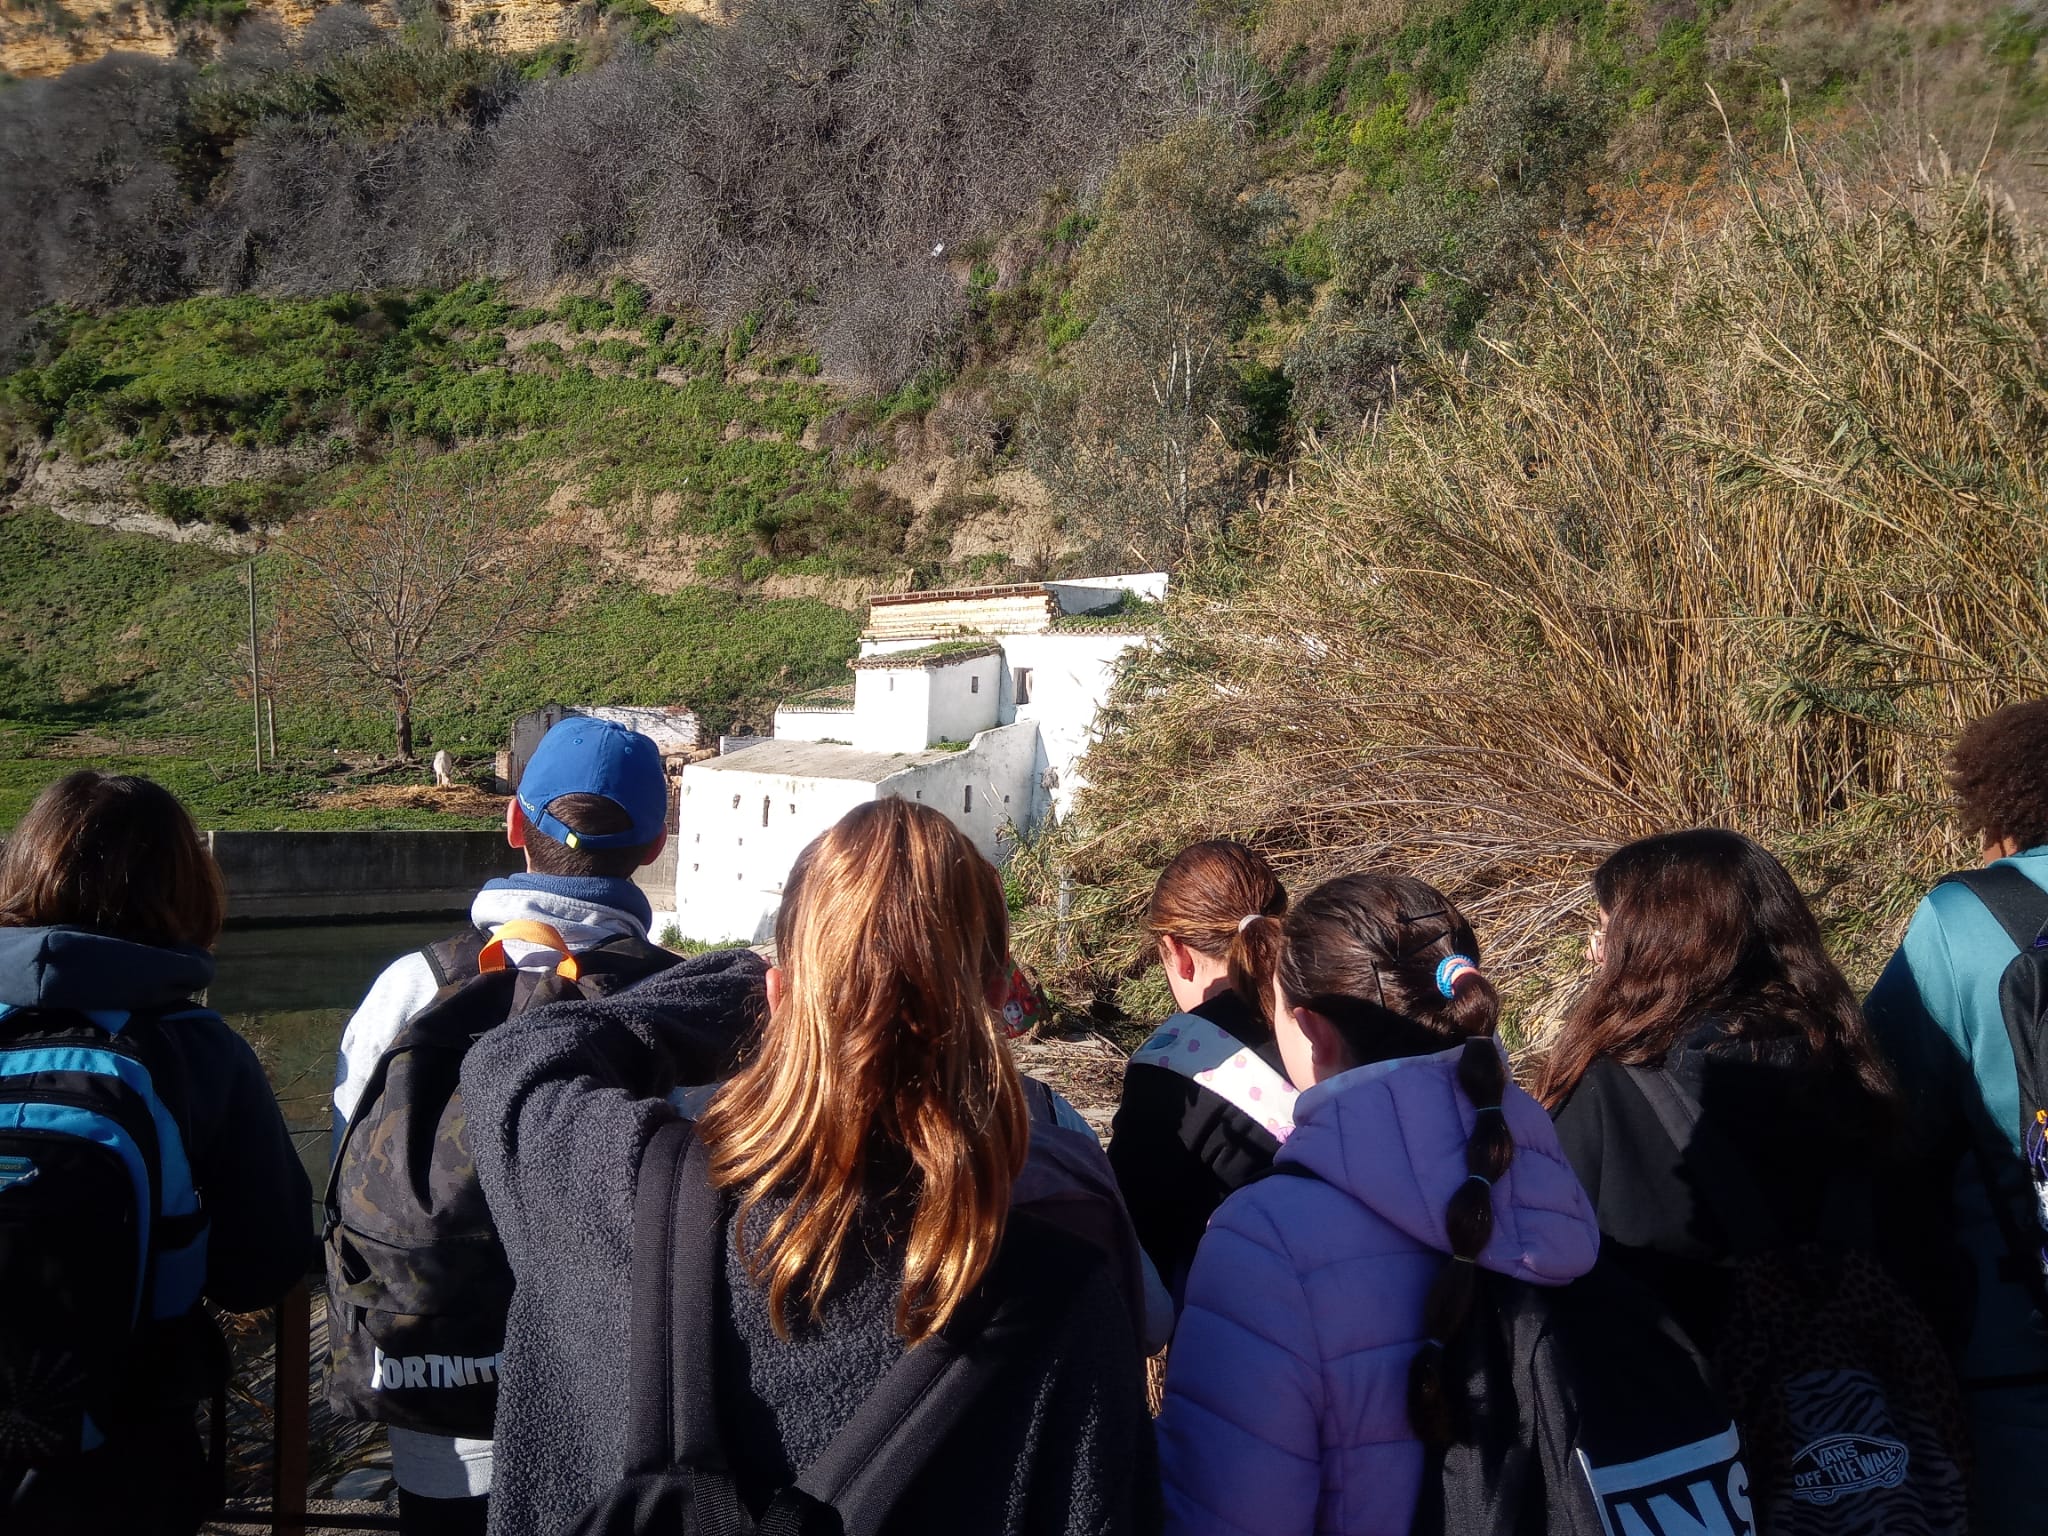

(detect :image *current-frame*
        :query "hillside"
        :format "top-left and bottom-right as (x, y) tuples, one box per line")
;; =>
(3, 0), (2047, 883)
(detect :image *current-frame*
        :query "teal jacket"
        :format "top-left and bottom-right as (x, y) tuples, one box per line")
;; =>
(1865, 848), (2048, 1385)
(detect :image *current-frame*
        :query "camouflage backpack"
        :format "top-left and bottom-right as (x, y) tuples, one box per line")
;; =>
(324, 922), (676, 1438)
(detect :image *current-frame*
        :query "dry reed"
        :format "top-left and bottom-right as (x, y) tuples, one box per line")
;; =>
(1014, 146), (2048, 1041)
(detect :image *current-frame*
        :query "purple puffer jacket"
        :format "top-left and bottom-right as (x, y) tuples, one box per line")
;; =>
(1156, 1044), (1600, 1536)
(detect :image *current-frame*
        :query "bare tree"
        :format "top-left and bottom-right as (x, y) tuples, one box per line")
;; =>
(1030, 117), (1287, 567)
(276, 461), (564, 759)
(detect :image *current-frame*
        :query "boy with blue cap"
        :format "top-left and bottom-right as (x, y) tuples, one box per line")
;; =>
(331, 718), (673, 1536)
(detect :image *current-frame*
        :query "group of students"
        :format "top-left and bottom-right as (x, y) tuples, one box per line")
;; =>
(5, 701), (2048, 1535)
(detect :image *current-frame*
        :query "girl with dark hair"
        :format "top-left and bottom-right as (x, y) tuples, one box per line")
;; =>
(0, 772), (313, 1536)
(1108, 840), (1294, 1308)
(1537, 828), (1948, 1357)
(1155, 873), (1597, 1536)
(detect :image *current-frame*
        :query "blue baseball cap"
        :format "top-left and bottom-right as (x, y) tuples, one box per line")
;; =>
(516, 717), (668, 850)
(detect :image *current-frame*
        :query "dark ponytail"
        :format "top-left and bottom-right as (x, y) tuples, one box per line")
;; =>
(1272, 871), (1511, 1446)
(1407, 1035), (1515, 1446)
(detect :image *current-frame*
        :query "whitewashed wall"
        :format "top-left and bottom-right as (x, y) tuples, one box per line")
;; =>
(772, 706), (856, 744)
(924, 655), (1001, 745)
(673, 767), (879, 944)
(996, 632), (1155, 820)
(851, 667), (933, 753)
(876, 722), (1038, 864)
(669, 722), (1041, 943)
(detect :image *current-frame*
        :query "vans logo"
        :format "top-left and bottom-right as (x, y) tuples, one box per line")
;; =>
(1787, 1433), (1908, 1505)
(370, 1345), (502, 1392)
(1581, 1425), (1755, 1536)
(0, 1155), (38, 1194)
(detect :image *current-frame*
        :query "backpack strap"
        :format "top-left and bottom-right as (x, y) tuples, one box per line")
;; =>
(1621, 1065), (1784, 1254)
(1938, 864), (2048, 952)
(421, 930), (490, 989)
(1933, 867), (2048, 1333)
(625, 1120), (1063, 1536)
(480, 922), (586, 981)
(1128, 1013), (1299, 1143)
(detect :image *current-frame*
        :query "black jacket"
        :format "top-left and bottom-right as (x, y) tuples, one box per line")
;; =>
(463, 951), (1161, 1536)
(1107, 990), (1283, 1303)
(1551, 1020), (1961, 1357)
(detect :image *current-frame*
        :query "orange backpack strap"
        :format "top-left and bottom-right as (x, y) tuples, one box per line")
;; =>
(478, 921), (583, 982)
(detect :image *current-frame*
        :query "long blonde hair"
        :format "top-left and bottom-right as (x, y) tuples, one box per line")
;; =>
(696, 797), (1029, 1344)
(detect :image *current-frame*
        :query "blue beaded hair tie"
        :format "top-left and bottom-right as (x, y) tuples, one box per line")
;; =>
(1435, 954), (1479, 997)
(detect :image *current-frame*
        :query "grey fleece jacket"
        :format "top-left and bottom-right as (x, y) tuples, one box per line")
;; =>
(461, 949), (1160, 1536)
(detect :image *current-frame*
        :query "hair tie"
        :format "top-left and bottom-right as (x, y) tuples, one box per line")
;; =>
(1464, 1173), (1492, 1189)
(1435, 954), (1479, 998)
(1237, 913), (1263, 933)
(1453, 1253), (1478, 1265)
(1473, 1104), (1504, 1117)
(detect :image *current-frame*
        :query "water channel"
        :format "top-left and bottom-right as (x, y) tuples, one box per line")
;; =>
(210, 917), (467, 1214)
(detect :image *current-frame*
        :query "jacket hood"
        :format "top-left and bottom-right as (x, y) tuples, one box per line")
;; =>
(1278, 1042), (1599, 1285)
(0, 926), (215, 1013)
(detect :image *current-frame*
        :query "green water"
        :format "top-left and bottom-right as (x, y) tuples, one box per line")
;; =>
(209, 917), (467, 1196)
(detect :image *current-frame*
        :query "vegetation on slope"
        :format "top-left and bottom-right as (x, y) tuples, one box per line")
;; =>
(1013, 151), (2048, 1034)
(0, 506), (861, 825)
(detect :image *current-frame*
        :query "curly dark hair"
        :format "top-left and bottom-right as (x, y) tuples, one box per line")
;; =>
(1947, 702), (2048, 852)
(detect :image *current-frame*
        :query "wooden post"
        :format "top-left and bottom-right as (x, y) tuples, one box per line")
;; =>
(248, 563), (264, 774)
(271, 1282), (309, 1536)
(265, 692), (277, 764)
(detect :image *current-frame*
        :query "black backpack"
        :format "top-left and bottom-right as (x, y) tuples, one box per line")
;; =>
(1935, 864), (2048, 1303)
(324, 924), (676, 1438)
(1263, 1161), (1749, 1536)
(1413, 1256), (1753, 1536)
(0, 1005), (222, 1485)
(1627, 1065), (1970, 1536)
(563, 1119), (1082, 1536)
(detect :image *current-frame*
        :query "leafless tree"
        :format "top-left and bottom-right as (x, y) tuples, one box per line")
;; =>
(275, 460), (565, 759)
(1031, 116), (1286, 567)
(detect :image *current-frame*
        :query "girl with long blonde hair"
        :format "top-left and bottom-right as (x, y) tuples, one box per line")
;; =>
(467, 797), (1158, 1536)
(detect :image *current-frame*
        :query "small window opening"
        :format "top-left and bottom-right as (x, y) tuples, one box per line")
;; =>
(761, 796), (770, 828)
(963, 785), (974, 813)
(970, 674), (980, 695)
(731, 794), (741, 810)
(1014, 667), (1033, 705)
(888, 676), (895, 692)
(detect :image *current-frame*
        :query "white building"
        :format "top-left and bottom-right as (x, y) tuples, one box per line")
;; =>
(509, 703), (700, 787)
(669, 574), (1164, 944)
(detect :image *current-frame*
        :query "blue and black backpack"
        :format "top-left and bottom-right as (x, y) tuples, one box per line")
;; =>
(0, 1002), (212, 1477)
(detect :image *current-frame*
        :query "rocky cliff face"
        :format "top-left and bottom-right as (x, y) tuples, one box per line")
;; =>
(2, 0), (714, 78)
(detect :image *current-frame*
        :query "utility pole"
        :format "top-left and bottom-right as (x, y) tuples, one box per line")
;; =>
(247, 562), (263, 774)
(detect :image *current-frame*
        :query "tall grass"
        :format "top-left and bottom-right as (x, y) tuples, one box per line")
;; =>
(1015, 147), (2048, 1033)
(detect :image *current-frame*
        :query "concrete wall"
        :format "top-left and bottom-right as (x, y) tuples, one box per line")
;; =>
(1045, 573), (1169, 613)
(510, 703), (699, 787)
(208, 830), (520, 921)
(876, 722), (1038, 863)
(772, 706), (856, 744)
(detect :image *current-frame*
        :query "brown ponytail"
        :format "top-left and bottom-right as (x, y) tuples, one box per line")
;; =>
(1271, 871), (1511, 1446)
(1146, 840), (1288, 1025)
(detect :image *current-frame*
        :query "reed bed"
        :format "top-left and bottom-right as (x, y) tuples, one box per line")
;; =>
(1014, 147), (2048, 1041)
